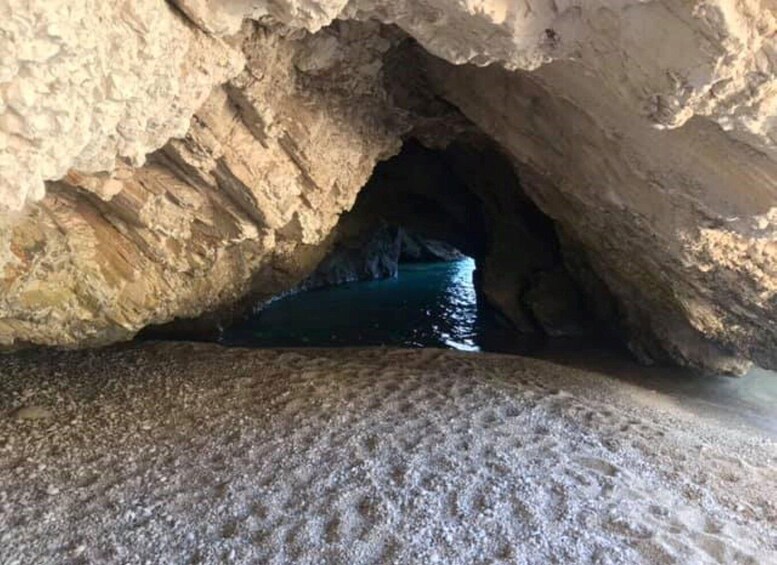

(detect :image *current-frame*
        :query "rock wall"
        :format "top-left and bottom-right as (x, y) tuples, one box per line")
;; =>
(299, 224), (402, 291)
(0, 1), (775, 374)
(423, 50), (776, 374)
(0, 21), (409, 346)
(0, 0), (244, 210)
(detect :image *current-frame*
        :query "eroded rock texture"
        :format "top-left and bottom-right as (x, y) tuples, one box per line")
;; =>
(0, 20), (408, 346)
(1, 1), (775, 374)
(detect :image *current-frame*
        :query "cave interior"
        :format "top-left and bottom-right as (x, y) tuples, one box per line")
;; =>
(244, 137), (612, 352)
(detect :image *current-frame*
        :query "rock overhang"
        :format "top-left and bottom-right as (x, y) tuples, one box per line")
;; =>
(0, 1), (774, 375)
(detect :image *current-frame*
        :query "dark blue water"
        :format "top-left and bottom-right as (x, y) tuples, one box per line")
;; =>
(222, 258), (517, 351)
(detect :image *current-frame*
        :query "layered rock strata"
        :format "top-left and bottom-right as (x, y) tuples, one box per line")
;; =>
(0, 1), (775, 375)
(0, 20), (409, 346)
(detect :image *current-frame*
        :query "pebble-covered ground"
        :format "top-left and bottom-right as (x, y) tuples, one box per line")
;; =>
(0, 343), (775, 564)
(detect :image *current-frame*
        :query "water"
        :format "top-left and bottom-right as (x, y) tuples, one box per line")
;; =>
(222, 257), (776, 436)
(223, 258), (505, 351)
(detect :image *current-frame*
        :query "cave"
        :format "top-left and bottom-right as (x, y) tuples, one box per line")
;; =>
(2, 15), (773, 376)
(221, 138), (601, 354)
(1, 3), (776, 563)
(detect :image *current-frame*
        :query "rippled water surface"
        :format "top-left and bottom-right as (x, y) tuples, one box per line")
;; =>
(223, 259), (498, 350)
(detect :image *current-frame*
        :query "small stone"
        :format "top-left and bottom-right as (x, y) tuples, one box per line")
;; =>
(12, 406), (52, 421)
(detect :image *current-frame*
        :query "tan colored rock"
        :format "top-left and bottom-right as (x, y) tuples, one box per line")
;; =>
(423, 50), (776, 373)
(5, 1), (772, 214)
(0, 2), (775, 375)
(174, 1), (777, 155)
(0, 0), (245, 211)
(0, 22), (407, 347)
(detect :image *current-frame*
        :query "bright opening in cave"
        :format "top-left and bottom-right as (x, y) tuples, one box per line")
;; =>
(218, 138), (602, 355)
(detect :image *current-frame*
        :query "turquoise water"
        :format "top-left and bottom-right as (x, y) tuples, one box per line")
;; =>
(221, 258), (538, 352)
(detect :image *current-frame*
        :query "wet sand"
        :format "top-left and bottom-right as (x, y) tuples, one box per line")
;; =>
(537, 342), (777, 438)
(1, 343), (775, 564)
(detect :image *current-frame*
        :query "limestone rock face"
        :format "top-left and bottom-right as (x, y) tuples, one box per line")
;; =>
(0, 1), (775, 375)
(172, 1), (777, 153)
(301, 224), (402, 291)
(424, 53), (776, 373)
(0, 0), (244, 211)
(0, 21), (407, 346)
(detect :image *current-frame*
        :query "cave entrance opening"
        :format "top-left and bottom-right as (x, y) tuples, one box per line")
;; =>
(221, 256), (488, 350)
(220, 139), (606, 355)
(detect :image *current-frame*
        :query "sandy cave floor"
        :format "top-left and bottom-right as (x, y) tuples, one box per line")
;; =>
(0, 343), (775, 564)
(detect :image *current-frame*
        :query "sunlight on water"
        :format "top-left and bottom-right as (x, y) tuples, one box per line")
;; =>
(222, 258), (485, 350)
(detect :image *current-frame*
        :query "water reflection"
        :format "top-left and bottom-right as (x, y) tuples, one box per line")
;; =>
(224, 257), (548, 354)
(223, 258), (495, 350)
